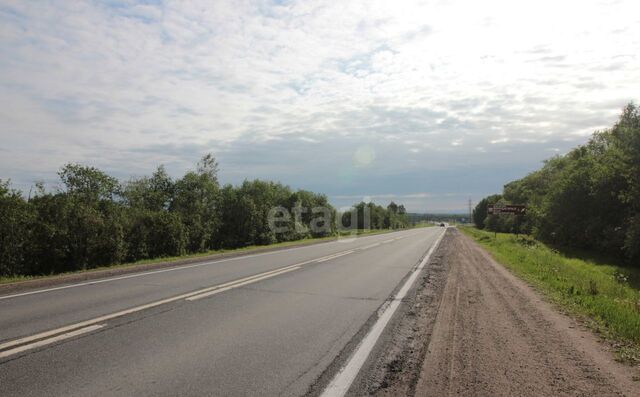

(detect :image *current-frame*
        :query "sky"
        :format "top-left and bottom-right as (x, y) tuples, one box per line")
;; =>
(0, 0), (639, 212)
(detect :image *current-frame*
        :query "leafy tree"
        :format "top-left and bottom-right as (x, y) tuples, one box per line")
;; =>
(125, 211), (186, 260)
(215, 184), (260, 248)
(123, 165), (174, 211)
(472, 194), (501, 229)
(476, 102), (640, 262)
(341, 201), (409, 231)
(171, 154), (220, 252)
(233, 180), (289, 245)
(613, 104), (640, 259)
(58, 163), (119, 202)
(0, 180), (35, 276)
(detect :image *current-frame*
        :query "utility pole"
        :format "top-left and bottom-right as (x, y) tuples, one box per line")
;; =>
(468, 197), (473, 225)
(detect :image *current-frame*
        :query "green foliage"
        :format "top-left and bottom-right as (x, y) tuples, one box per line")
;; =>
(475, 102), (640, 263)
(25, 188), (127, 273)
(0, 180), (35, 276)
(284, 189), (334, 240)
(58, 163), (119, 202)
(0, 153), (415, 278)
(472, 194), (501, 229)
(122, 166), (174, 212)
(125, 211), (186, 260)
(340, 201), (409, 231)
(171, 160), (220, 252)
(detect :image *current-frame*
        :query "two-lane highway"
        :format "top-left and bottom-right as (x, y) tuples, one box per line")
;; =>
(0, 227), (444, 396)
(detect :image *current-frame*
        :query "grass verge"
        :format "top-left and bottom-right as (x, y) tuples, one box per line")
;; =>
(460, 226), (640, 365)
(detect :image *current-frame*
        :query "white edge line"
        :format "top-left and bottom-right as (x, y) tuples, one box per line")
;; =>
(0, 324), (105, 359)
(0, 230), (424, 301)
(320, 228), (447, 397)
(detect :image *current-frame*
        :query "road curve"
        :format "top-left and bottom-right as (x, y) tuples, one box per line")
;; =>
(0, 227), (444, 396)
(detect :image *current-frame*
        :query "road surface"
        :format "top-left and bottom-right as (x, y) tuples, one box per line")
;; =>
(0, 227), (444, 396)
(4, 227), (637, 396)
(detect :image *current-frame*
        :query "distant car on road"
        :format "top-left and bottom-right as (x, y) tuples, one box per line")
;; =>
(439, 223), (446, 227)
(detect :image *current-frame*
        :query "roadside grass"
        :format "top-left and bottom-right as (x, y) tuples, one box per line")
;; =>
(460, 226), (640, 365)
(0, 226), (429, 285)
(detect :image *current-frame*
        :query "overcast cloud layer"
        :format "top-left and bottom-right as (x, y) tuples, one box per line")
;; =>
(1, 0), (639, 212)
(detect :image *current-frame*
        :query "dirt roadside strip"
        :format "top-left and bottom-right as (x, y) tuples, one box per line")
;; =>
(360, 228), (640, 396)
(0, 231), (400, 296)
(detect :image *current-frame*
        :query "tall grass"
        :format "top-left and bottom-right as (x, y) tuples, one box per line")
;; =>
(461, 227), (640, 363)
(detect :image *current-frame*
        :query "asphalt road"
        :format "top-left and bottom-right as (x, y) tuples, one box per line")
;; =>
(0, 227), (444, 396)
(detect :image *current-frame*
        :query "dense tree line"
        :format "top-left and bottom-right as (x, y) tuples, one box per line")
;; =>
(0, 155), (409, 277)
(341, 201), (408, 230)
(473, 103), (640, 262)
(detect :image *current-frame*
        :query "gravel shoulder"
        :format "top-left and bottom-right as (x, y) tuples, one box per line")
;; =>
(361, 228), (640, 396)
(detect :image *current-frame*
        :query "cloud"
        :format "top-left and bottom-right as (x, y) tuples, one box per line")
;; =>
(0, 0), (639, 211)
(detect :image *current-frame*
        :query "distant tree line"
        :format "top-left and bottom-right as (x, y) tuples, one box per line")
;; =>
(473, 103), (640, 262)
(341, 201), (408, 230)
(407, 213), (469, 224)
(0, 155), (410, 277)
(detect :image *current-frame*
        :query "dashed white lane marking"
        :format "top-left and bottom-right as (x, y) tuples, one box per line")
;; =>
(0, 262), (312, 354)
(0, 324), (105, 359)
(186, 266), (301, 301)
(359, 243), (381, 250)
(320, 228), (447, 397)
(316, 250), (356, 263)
